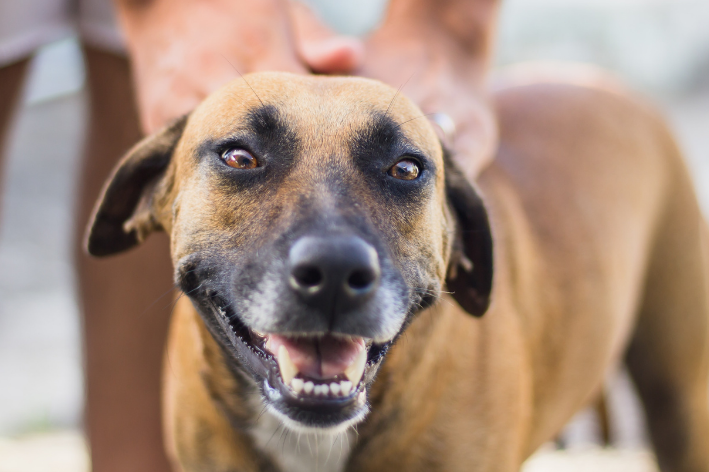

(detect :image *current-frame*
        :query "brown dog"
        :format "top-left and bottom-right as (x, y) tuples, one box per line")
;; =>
(87, 71), (709, 472)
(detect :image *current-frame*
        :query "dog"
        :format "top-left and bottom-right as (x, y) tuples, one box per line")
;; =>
(86, 70), (709, 472)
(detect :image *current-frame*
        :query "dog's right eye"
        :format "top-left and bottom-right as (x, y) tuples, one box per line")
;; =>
(222, 148), (258, 169)
(388, 158), (421, 181)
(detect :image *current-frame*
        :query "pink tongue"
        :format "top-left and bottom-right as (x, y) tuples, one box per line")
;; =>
(268, 334), (365, 379)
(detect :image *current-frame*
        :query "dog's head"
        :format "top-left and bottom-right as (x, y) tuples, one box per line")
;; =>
(86, 72), (492, 432)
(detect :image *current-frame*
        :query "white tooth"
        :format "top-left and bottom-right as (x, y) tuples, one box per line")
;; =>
(253, 329), (265, 337)
(321, 384), (330, 395)
(358, 391), (366, 402)
(303, 381), (314, 394)
(313, 385), (322, 395)
(330, 382), (341, 395)
(277, 345), (298, 386)
(291, 378), (304, 394)
(265, 336), (272, 352)
(340, 380), (352, 396)
(344, 348), (367, 386)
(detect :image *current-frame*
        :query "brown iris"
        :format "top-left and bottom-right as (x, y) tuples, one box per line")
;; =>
(388, 158), (420, 180)
(223, 148), (258, 169)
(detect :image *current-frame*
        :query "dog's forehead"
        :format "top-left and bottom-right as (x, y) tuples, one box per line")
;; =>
(184, 72), (441, 158)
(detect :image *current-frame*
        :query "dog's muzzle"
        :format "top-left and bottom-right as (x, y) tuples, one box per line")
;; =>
(182, 233), (408, 431)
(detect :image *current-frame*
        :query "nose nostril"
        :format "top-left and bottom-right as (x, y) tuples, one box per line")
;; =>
(347, 269), (375, 290)
(293, 265), (323, 288)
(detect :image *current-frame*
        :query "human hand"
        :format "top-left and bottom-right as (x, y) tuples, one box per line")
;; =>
(115, 0), (364, 134)
(289, 1), (364, 75)
(352, 0), (500, 181)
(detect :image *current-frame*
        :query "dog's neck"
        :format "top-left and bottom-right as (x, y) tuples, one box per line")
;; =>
(248, 392), (356, 472)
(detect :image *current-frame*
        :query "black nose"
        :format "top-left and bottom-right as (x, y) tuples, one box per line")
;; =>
(288, 236), (380, 315)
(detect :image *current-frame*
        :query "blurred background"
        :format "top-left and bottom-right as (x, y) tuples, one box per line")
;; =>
(0, 0), (707, 470)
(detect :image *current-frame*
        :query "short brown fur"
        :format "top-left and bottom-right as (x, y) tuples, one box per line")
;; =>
(88, 71), (709, 472)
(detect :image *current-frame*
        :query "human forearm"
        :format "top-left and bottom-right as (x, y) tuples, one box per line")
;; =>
(382, 0), (501, 63)
(114, 0), (301, 69)
(358, 0), (501, 181)
(111, 0), (305, 132)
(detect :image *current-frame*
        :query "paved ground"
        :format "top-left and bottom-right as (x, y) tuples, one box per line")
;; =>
(0, 430), (663, 472)
(0, 91), (84, 435)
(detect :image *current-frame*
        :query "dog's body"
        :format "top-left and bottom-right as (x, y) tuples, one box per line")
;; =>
(88, 71), (709, 472)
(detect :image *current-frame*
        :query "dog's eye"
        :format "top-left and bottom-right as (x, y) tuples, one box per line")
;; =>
(222, 148), (258, 169)
(388, 158), (420, 181)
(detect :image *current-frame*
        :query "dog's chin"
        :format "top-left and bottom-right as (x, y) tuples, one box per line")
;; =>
(210, 302), (394, 431)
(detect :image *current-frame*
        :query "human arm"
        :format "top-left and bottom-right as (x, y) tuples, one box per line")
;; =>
(356, 0), (501, 180)
(113, 0), (307, 133)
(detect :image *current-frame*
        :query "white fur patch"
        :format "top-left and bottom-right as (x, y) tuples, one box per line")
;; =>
(249, 396), (358, 472)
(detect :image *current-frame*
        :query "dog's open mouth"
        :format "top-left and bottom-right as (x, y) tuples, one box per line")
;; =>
(261, 333), (369, 398)
(210, 298), (393, 429)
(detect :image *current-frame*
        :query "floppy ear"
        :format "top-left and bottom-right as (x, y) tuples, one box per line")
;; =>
(85, 115), (189, 257)
(444, 150), (494, 317)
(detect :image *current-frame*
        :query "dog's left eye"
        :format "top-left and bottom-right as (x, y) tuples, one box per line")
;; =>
(388, 158), (420, 181)
(222, 148), (258, 169)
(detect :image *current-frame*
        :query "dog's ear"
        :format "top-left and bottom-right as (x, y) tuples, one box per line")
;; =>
(85, 115), (189, 257)
(444, 150), (494, 317)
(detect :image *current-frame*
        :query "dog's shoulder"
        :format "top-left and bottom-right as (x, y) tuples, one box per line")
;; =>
(492, 63), (670, 153)
(486, 63), (675, 207)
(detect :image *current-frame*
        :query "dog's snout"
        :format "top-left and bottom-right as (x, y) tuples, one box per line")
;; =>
(288, 236), (380, 314)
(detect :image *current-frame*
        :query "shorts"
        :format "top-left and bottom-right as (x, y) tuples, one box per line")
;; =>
(0, 0), (124, 66)
(0, 0), (389, 67)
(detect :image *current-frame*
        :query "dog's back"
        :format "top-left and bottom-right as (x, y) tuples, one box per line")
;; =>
(485, 73), (709, 469)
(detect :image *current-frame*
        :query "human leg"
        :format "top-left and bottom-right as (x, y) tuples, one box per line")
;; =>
(75, 46), (173, 472)
(0, 59), (30, 212)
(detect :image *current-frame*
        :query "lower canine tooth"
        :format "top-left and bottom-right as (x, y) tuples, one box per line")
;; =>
(277, 345), (298, 386)
(291, 378), (304, 394)
(344, 348), (367, 386)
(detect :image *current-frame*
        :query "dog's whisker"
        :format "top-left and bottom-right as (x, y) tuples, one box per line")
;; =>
(159, 291), (185, 312)
(325, 432), (336, 465)
(384, 73), (415, 118)
(160, 282), (205, 312)
(315, 435), (320, 472)
(279, 427), (288, 457)
(142, 285), (179, 315)
(394, 112), (437, 131)
(220, 54), (264, 107)
(256, 404), (268, 422)
(264, 423), (283, 449)
(412, 287), (451, 296)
